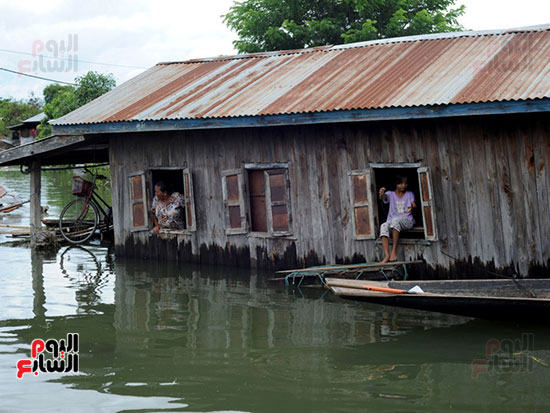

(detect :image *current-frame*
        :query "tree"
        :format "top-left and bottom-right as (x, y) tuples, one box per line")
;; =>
(224, 0), (465, 53)
(73, 71), (116, 107)
(39, 71), (116, 138)
(0, 95), (42, 137)
(43, 84), (75, 105)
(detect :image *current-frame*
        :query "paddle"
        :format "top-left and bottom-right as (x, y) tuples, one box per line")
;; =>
(363, 284), (424, 294)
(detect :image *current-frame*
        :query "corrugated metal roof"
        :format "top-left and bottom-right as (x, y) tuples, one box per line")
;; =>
(22, 112), (45, 124)
(51, 25), (550, 126)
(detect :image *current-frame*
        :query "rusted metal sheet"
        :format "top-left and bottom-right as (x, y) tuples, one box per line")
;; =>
(51, 25), (550, 127)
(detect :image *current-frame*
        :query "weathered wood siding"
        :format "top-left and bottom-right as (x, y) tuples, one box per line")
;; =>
(108, 113), (550, 277)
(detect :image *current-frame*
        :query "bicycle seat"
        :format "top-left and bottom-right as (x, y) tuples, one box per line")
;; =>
(96, 175), (108, 180)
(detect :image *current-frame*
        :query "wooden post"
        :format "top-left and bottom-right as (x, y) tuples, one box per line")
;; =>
(30, 160), (41, 246)
(31, 249), (46, 325)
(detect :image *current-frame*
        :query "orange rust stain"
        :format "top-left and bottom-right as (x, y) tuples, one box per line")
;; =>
(452, 31), (550, 104)
(103, 61), (228, 122)
(162, 58), (265, 118)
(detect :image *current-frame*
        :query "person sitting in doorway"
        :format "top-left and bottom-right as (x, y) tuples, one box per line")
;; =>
(378, 175), (416, 264)
(151, 181), (185, 233)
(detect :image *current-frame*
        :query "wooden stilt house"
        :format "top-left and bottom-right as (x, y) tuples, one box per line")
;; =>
(2, 25), (550, 277)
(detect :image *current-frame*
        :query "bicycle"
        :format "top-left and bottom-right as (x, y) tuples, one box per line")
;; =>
(59, 167), (113, 244)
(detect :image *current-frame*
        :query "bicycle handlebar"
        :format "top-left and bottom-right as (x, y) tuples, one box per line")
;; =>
(79, 167), (107, 181)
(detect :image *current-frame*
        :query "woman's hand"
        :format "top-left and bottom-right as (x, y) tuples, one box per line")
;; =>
(405, 201), (417, 213)
(152, 225), (160, 234)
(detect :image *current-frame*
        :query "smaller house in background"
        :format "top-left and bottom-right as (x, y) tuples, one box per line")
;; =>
(7, 112), (45, 145)
(0, 137), (15, 150)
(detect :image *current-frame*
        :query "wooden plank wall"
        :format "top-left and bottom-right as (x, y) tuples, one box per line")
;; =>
(109, 113), (550, 277)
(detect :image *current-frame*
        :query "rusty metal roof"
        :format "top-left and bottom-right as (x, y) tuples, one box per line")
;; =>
(51, 25), (550, 126)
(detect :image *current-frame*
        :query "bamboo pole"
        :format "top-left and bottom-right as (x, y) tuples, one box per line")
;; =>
(276, 260), (423, 274)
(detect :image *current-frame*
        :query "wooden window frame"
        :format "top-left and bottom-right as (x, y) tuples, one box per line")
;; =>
(149, 167), (197, 235)
(417, 166), (437, 241)
(129, 171), (149, 232)
(243, 163), (293, 238)
(265, 168), (292, 237)
(222, 169), (248, 235)
(370, 163), (437, 241)
(350, 169), (376, 240)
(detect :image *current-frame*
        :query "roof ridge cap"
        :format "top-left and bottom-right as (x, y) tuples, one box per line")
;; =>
(155, 23), (550, 65)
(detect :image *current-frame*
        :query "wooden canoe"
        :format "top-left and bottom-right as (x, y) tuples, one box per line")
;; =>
(0, 200), (29, 213)
(326, 278), (550, 321)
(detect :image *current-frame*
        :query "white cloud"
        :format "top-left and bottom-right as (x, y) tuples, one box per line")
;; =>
(458, 0), (550, 30)
(0, 0), (238, 99)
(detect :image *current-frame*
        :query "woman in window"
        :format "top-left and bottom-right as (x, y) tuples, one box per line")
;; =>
(378, 175), (416, 263)
(151, 181), (186, 233)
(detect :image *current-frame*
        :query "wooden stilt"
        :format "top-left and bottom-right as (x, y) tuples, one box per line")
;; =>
(30, 160), (41, 246)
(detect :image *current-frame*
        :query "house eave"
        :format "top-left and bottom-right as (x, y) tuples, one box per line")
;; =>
(50, 99), (550, 135)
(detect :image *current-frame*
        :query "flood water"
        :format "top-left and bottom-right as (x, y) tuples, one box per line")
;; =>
(1, 169), (550, 412)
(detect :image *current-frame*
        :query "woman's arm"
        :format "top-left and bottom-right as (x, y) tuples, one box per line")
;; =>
(405, 201), (417, 214)
(151, 200), (161, 234)
(152, 212), (161, 234)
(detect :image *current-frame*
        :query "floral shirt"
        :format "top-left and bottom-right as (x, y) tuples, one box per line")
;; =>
(152, 192), (185, 229)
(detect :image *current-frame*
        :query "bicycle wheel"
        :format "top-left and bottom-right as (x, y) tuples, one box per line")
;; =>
(59, 198), (99, 244)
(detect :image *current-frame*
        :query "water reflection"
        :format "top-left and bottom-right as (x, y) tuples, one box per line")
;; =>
(2, 245), (550, 412)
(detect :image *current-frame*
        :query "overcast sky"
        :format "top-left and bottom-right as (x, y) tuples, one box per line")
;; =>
(0, 0), (548, 101)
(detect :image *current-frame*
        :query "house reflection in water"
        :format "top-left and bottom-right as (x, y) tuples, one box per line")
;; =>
(111, 258), (461, 350)
(17, 248), (550, 411)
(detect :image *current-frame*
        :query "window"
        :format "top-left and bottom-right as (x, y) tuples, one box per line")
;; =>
(221, 169), (247, 234)
(129, 172), (149, 232)
(222, 163), (292, 236)
(248, 170), (267, 232)
(351, 164), (436, 241)
(128, 168), (196, 233)
(349, 169), (376, 240)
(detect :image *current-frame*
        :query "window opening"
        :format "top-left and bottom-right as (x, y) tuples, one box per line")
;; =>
(373, 167), (424, 239)
(150, 169), (195, 232)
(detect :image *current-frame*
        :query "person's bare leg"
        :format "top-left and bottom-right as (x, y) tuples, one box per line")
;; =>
(389, 229), (400, 261)
(380, 236), (390, 264)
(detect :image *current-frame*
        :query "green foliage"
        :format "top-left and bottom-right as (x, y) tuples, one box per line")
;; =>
(44, 89), (77, 120)
(224, 0), (466, 53)
(73, 71), (116, 107)
(0, 95), (43, 137)
(43, 84), (75, 105)
(40, 88), (77, 138)
(38, 71), (116, 139)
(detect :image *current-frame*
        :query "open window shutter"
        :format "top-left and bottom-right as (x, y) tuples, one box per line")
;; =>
(417, 167), (437, 240)
(129, 172), (148, 231)
(266, 169), (291, 235)
(350, 170), (375, 239)
(182, 168), (196, 231)
(222, 169), (247, 234)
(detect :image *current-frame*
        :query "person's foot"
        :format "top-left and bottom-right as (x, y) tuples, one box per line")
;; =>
(379, 256), (390, 264)
(389, 254), (398, 262)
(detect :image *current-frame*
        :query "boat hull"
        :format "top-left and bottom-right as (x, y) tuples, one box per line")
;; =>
(327, 279), (550, 321)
